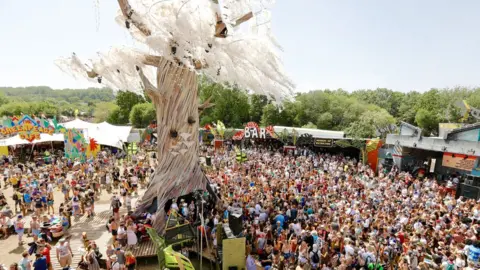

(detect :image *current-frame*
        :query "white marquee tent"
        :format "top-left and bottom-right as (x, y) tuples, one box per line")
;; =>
(0, 134), (64, 147)
(0, 119), (132, 149)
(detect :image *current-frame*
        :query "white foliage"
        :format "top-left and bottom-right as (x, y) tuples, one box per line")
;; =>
(57, 0), (294, 101)
(56, 47), (157, 96)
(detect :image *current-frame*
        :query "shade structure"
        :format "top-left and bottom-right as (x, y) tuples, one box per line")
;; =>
(63, 119), (132, 148)
(62, 118), (97, 130)
(273, 126), (345, 139)
(0, 134), (64, 146)
(0, 120), (132, 149)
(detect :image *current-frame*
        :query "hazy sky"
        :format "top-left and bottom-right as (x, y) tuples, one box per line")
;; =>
(1, 0), (480, 92)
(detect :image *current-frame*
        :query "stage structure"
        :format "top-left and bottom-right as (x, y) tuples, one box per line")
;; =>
(56, 0), (293, 232)
(0, 115), (95, 162)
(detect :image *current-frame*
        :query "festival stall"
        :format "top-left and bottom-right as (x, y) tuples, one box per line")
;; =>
(0, 116), (131, 162)
(63, 119), (132, 149)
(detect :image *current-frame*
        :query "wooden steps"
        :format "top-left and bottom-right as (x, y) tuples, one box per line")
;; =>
(49, 209), (114, 269)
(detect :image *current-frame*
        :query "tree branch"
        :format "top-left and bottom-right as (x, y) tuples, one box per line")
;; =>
(198, 96), (215, 115)
(136, 66), (161, 101)
(215, 12), (254, 38)
(234, 12), (253, 27)
(117, 0), (151, 36)
(143, 55), (162, 67)
(86, 70), (98, 78)
(118, 0), (208, 69)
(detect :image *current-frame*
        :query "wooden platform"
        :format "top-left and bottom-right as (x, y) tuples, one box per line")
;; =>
(132, 239), (157, 258)
(131, 239), (217, 262)
(49, 209), (113, 270)
(188, 244), (217, 262)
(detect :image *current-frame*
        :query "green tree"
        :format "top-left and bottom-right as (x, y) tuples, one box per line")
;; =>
(345, 109), (395, 139)
(415, 108), (440, 136)
(107, 108), (123, 125)
(198, 79), (250, 128)
(397, 91), (421, 124)
(249, 94), (268, 123)
(301, 122), (317, 129)
(114, 91), (146, 124)
(129, 103), (156, 128)
(93, 102), (119, 123)
(261, 103), (281, 126)
(316, 112), (333, 129)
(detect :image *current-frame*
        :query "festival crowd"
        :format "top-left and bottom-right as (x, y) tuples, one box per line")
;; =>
(0, 149), (151, 270)
(0, 142), (479, 270)
(201, 147), (480, 270)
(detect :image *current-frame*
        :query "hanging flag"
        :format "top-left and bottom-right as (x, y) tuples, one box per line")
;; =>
(292, 129), (298, 145)
(210, 123), (217, 136)
(366, 138), (380, 152)
(217, 120), (226, 138)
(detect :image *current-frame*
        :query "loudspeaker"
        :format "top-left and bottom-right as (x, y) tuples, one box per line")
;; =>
(228, 208), (243, 236)
(459, 184), (480, 200)
(206, 156), (212, 166)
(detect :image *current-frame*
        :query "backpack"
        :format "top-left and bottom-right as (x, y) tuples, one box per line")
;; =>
(113, 199), (122, 209)
(311, 251), (320, 264)
(365, 255), (373, 265)
(13, 193), (18, 201)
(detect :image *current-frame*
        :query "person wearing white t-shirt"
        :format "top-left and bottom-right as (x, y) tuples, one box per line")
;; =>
(110, 255), (120, 270)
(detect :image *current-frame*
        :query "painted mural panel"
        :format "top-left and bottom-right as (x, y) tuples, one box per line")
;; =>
(442, 152), (476, 171)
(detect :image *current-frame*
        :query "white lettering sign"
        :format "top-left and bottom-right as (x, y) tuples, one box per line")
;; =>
(244, 128), (266, 139)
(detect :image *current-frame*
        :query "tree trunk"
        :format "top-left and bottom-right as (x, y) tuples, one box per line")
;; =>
(135, 58), (207, 233)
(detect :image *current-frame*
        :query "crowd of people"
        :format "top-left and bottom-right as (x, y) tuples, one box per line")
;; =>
(198, 147), (480, 270)
(0, 141), (479, 270)
(0, 148), (152, 270)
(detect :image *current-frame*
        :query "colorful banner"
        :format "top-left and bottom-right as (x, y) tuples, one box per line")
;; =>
(232, 130), (244, 141)
(366, 139), (383, 173)
(86, 138), (100, 158)
(64, 129), (87, 162)
(442, 152), (477, 171)
(216, 120), (226, 138)
(0, 115), (62, 142)
(366, 138), (381, 152)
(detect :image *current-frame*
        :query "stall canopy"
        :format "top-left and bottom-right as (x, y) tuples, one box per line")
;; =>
(63, 119), (132, 148)
(0, 134), (64, 146)
(0, 119), (132, 149)
(273, 126), (345, 139)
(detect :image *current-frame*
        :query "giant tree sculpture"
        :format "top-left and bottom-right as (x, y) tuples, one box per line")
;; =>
(56, 0), (294, 232)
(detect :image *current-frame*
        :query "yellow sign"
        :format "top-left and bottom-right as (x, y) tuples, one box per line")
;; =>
(0, 124), (54, 142)
(0, 146), (8, 156)
(0, 115), (56, 143)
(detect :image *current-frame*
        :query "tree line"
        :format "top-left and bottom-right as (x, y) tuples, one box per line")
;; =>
(1, 84), (479, 137)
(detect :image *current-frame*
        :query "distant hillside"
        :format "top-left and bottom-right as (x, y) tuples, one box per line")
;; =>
(0, 86), (118, 122)
(0, 86), (115, 103)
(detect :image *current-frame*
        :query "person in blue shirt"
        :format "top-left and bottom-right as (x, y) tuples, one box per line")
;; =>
(23, 192), (32, 207)
(223, 207), (229, 220)
(275, 221), (283, 236)
(274, 211), (285, 228)
(33, 253), (48, 270)
(468, 241), (480, 265)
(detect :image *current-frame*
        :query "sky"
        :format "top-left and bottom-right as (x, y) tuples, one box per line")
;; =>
(1, 0), (480, 93)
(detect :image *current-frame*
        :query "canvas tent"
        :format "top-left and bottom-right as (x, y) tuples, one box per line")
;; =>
(0, 119), (132, 149)
(0, 134), (64, 146)
(63, 119), (132, 148)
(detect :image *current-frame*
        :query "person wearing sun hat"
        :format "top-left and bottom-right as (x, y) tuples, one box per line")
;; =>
(14, 214), (25, 245)
(56, 238), (73, 268)
(110, 254), (120, 270)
